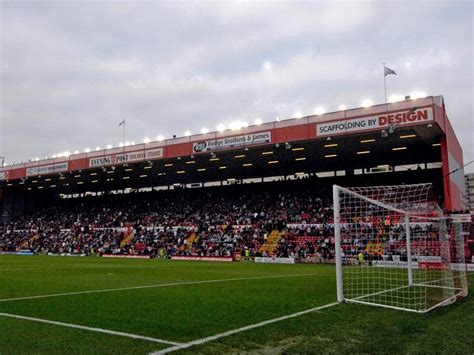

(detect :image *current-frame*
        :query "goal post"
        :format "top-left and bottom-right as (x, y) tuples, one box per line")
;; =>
(333, 183), (468, 313)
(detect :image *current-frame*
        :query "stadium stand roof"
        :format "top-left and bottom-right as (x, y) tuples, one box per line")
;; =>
(0, 95), (466, 211)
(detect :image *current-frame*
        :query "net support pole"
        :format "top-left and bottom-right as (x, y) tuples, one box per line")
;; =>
(405, 214), (413, 287)
(333, 185), (344, 303)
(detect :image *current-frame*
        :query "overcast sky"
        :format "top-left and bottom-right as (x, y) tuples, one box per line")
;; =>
(1, 0), (473, 172)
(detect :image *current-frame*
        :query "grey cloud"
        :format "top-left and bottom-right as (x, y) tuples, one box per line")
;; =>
(0, 0), (472, 172)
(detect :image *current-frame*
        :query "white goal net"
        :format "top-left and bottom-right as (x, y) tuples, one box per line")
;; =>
(333, 184), (468, 313)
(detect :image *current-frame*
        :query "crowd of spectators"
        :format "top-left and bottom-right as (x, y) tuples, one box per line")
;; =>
(0, 181), (337, 260)
(1, 179), (471, 262)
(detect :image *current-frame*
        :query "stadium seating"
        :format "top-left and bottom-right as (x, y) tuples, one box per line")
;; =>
(0, 178), (471, 262)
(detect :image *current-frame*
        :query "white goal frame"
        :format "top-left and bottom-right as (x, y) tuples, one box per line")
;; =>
(333, 184), (468, 313)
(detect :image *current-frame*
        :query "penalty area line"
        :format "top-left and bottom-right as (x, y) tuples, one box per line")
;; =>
(152, 301), (339, 354)
(0, 312), (181, 346)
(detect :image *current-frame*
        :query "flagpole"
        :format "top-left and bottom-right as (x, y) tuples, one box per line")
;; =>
(383, 62), (387, 104)
(122, 119), (125, 146)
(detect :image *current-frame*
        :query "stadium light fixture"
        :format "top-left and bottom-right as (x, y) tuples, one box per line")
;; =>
(295, 157), (306, 161)
(314, 107), (325, 115)
(275, 116), (281, 122)
(388, 94), (405, 103)
(119, 143), (124, 148)
(200, 128), (209, 134)
(143, 138), (151, 144)
(325, 154), (337, 158)
(216, 124), (226, 132)
(361, 99), (373, 108)
(63, 151), (71, 157)
(229, 121), (243, 131)
(392, 147), (407, 151)
(410, 91), (427, 100)
(95, 147), (101, 151)
(73, 150), (79, 154)
(156, 135), (165, 142)
(400, 134), (416, 139)
(52, 154), (57, 158)
(125, 141), (131, 146)
(57, 153), (64, 158)
(360, 139), (375, 143)
(106, 145), (112, 149)
(324, 143), (338, 148)
(357, 151), (371, 155)
(84, 148), (91, 153)
(34, 157), (39, 161)
(254, 118), (263, 125)
(294, 111), (303, 119)
(338, 104), (347, 111)
(184, 130), (192, 136)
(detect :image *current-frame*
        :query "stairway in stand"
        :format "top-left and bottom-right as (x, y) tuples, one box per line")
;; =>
(259, 230), (282, 256)
(120, 228), (134, 248)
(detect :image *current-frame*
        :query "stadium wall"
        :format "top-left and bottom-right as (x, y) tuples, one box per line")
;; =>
(435, 99), (466, 210)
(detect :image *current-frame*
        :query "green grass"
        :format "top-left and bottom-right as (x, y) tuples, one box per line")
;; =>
(0, 255), (472, 354)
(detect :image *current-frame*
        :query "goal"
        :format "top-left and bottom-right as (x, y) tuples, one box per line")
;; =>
(333, 183), (468, 313)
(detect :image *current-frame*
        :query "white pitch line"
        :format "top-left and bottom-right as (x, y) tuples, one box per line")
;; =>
(153, 301), (339, 354)
(0, 273), (324, 303)
(0, 312), (181, 346)
(0, 265), (163, 271)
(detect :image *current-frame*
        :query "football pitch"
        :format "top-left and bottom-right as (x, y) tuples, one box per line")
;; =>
(0, 256), (473, 354)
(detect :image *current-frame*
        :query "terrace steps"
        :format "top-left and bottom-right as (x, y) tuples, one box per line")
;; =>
(259, 230), (282, 256)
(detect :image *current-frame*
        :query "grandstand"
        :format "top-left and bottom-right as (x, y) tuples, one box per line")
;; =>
(0, 96), (473, 353)
(1, 95), (471, 260)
